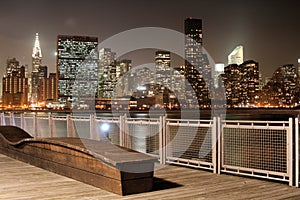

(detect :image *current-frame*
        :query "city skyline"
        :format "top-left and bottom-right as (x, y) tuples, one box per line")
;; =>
(0, 0), (299, 79)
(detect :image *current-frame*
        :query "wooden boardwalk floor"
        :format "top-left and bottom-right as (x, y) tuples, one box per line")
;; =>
(1, 154), (300, 200)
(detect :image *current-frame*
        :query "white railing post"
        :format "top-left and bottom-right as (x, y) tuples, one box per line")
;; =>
(9, 112), (15, 126)
(288, 118), (293, 186)
(1, 112), (6, 125)
(20, 113), (25, 129)
(165, 117), (171, 162)
(119, 115), (124, 146)
(33, 112), (38, 138)
(94, 116), (100, 141)
(159, 115), (166, 165)
(212, 117), (217, 174)
(90, 114), (95, 140)
(217, 116), (222, 175)
(295, 117), (299, 187)
(48, 113), (54, 137)
(163, 115), (167, 164)
(67, 114), (72, 137)
(159, 116), (163, 164)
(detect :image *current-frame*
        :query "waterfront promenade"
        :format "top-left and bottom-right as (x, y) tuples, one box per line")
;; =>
(1, 154), (300, 200)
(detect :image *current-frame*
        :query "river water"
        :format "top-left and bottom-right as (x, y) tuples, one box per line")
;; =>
(20, 108), (299, 120)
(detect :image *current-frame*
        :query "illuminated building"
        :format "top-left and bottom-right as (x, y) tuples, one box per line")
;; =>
(214, 63), (225, 88)
(173, 65), (186, 101)
(31, 65), (48, 102)
(155, 51), (171, 88)
(240, 60), (260, 106)
(116, 59), (131, 79)
(228, 45), (244, 65)
(222, 64), (242, 106)
(260, 64), (298, 107)
(32, 33), (42, 71)
(115, 59), (132, 97)
(5, 57), (20, 76)
(184, 18), (211, 107)
(98, 48), (117, 98)
(38, 66), (47, 79)
(155, 51), (184, 108)
(222, 60), (259, 107)
(31, 33), (43, 103)
(56, 35), (98, 104)
(97, 48), (133, 98)
(133, 67), (155, 88)
(39, 73), (57, 102)
(2, 58), (28, 107)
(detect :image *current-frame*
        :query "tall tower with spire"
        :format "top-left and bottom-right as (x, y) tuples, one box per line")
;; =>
(32, 33), (42, 72)
(31, 33), (43, 104)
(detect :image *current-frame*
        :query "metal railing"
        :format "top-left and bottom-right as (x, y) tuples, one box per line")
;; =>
(0, 111), (298, 187)
(166, 118), (216, 172)
(220, 119), (293, 186)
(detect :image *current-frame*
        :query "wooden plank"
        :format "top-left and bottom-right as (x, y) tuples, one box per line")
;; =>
(1, 155), (300, 199)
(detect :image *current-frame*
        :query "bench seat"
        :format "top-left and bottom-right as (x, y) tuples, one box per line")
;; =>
(0, 126), (157, 195)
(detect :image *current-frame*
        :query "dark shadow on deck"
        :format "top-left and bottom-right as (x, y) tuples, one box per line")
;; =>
(152, 177), (183, 191)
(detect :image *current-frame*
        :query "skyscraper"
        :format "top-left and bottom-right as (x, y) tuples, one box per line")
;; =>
(184, 18), (211, 107)
(31, 65), (48, 103)
(222, 64), (242, 107)
(173, 65), (186, 100)
(185, 18), (203, 46)
(2, 58), (28, 107)
(228, 45), (244, 65)
(31, 33), (43, 104)
(38, 66), (48, 79)
(222, 60), (259, 107)
(38, 73), (57, 102)
(5, 57), (20, 76)
(115, 59), (132, 97)
(116, 59), (131, 79)
(133, 66), (155, 88)
(32, 33), (42, 72)
(240, 60), (259, 106)
(98, 48), (117, 98)
(56, 35), (98, 104)
(47, 73), (57, 101)
(155, 51), (171, 88)
(259, 64), (298, 107)
(214, 63), (225, 88)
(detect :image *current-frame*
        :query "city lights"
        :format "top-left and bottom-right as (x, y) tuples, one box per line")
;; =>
(1, 19), (300, 111)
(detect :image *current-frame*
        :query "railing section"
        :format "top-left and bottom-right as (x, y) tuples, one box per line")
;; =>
(124, 116), (160, 158)
(220, 119), (293, 186)
(165, 118), (216, 171)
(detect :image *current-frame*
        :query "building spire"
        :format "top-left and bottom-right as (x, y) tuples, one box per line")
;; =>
(32, 33), (42, 58)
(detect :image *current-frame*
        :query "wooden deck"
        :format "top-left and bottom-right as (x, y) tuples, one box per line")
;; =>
(1, 154), (300, 200)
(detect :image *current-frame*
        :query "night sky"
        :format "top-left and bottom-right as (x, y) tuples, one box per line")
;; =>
(0, 0), (299, 78)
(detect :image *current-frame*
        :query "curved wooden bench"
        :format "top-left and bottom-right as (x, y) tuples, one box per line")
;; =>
(0, 126), (157, 195)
